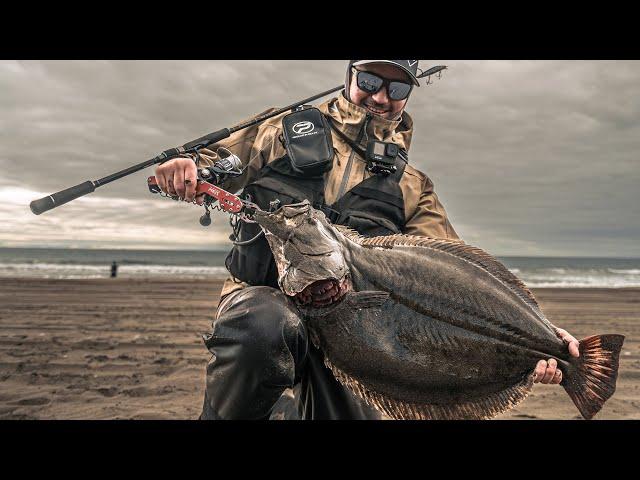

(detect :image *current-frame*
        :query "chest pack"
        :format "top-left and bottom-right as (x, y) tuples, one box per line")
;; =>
(281, 107), (335, 176)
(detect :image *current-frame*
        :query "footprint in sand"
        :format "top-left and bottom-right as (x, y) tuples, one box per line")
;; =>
(122, 385), (177, 397)
(85, 354), (110, 362)
(12, 397), (51, 406)
(95, 387), (120, 397)
(116, 354), (136, 361)
(152, 357), (174, 365)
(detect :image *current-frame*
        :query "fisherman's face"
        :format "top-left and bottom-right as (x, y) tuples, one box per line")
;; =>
(349, 63), (411, 121)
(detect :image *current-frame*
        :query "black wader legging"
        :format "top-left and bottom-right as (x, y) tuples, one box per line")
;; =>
(200, 286), (382, 420)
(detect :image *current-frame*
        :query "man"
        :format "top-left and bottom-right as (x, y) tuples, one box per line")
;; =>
(155, 60), (580, 420)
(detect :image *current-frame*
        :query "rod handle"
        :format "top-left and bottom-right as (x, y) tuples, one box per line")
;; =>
(30, 180), (96, 215)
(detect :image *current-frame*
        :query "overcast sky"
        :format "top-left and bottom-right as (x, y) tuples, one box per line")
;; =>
(1, 60), (638, 256)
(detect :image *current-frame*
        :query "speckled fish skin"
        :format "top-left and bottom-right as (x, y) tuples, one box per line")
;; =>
(253, 201), (624, 420)
(314, 241), (566, 406)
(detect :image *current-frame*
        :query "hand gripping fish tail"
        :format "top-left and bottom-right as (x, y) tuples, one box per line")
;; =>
(561, 334), (625, 420)
(252, 200), (626, 420)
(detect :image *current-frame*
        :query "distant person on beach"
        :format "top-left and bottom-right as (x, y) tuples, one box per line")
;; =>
(111, 261), (118, 278)
(155, 60), (580, 420)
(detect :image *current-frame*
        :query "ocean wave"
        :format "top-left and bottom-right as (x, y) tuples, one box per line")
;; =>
(0, 263), (230, 279)
(496, 266), (640, 288)
(518, 270), (640, 288)
(607, 268), (640, 275)
(526, 280), (640, 288)
(550, 268), (567, 274)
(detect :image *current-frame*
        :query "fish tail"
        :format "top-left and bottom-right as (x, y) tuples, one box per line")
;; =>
(562, 334), (625, 420)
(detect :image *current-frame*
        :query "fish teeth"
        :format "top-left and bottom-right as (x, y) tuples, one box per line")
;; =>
(312, 298), (334, 307)
(318, 286), (339, 299)
(295, 277), (351, 309)
(310, 281), (331, 294)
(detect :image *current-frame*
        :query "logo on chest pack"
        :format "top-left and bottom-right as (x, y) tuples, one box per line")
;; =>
(292, 121), (315, 135)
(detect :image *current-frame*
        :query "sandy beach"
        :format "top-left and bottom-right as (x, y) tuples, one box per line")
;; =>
(0, 278), (638, 420)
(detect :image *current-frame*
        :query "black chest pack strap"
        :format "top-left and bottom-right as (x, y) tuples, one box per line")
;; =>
(326, 117), (367, 160)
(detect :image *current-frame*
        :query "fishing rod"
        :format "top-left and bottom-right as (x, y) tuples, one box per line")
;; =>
(29, 65), (447, 216)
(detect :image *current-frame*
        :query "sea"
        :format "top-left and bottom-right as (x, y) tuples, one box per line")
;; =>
(1, 248), (640, 288)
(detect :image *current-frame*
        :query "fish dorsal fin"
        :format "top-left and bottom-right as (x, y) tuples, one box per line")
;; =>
(334, 226), (542, 314)
(334, 225), (365, 241)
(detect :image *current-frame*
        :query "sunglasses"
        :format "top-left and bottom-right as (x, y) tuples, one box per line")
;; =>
(352, 67), (413, 101)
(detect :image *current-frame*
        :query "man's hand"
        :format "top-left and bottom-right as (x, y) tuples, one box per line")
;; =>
(154, 157), (205, 205)
(534, 328), (580, 384)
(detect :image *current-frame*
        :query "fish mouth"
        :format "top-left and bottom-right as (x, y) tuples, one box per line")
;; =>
(293, 275), (352, 308)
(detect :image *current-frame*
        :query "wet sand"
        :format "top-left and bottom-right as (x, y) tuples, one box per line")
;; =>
(0, 278), (638, 420)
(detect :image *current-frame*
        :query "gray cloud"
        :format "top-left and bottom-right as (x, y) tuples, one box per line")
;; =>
(1, 60), (638, 256)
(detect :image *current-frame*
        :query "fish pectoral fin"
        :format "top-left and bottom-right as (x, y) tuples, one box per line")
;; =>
(347, 290), (390, 309)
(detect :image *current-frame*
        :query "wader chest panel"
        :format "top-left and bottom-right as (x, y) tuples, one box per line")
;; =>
(226, 153), (407, 286)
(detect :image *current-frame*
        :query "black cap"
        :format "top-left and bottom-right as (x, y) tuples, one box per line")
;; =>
(352, 60), (421, 86)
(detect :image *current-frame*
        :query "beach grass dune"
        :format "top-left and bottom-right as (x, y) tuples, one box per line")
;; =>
(0, 278), (638, 420)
